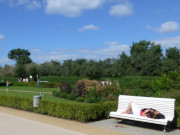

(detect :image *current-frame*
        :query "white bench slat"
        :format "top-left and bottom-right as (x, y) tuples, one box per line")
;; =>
(109, 95), (175, 126)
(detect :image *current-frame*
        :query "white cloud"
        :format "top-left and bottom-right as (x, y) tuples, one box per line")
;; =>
(30, 48), (41, 53)
(45, 0), (105, 17)
(78, 24), (99, 32)
(109, 3), (133, 17)
(0, 57), (15, 66)
(146, 21), (179, 33)
(0, 34), (5, 41)
(154, 36), (180, 49)
(26, 1), (41, 9)
(3, 0), (41, 9)
(30, 42), (130, 63)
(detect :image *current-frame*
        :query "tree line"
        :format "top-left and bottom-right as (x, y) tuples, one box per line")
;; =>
(0, 40), (180, 80)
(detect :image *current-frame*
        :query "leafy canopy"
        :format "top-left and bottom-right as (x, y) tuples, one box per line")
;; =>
(8, 48), (32, 65)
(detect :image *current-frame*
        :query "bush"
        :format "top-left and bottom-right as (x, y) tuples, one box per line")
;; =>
(59, 82), (72, 94)
(39, 76), (89, 85)
(67, 93), (76, 100)
(76, 97), (84, 102)
(74, 81), (87, 97)
(10, 81), (59, 88)
(86, 97), (99, 103)
(52, 91), (60, 97)
(76, 79), (100, 91)
(11, 82), (28, 86)
(59, 93), (68, 99)
(0, 77), (18, 83)
(176, 107), (180, 128)
(96, 84), (121, 101)
(1, 95), (180, 126)
(0, 95), (117, 122)
(151, 74), (173, 91)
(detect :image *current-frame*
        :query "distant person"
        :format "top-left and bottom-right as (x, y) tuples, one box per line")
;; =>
(37, 80), (40, 89)
(6, 80), (10, 92)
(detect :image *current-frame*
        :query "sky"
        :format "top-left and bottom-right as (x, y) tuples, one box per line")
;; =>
(0, 0), (180, 66)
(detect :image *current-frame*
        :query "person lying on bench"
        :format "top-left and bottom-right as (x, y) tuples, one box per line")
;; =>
(122, 102), (165, 119)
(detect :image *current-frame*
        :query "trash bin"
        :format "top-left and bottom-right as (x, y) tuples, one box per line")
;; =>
(33, 95), (41, 107)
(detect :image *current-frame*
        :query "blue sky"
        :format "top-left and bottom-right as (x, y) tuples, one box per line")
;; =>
(0, 0), (180, 66)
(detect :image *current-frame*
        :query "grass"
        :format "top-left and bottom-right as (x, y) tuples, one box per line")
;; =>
(0, 86), (83, 104)
(0, 86), (58, 92)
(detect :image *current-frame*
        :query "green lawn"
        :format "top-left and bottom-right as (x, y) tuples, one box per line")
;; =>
(0, 86), (59, 92)
(0, 86), (80, 104)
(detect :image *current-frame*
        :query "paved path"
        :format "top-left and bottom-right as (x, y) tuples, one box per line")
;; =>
(0, 106), (127, 135)
(0, 112), (86, 135)
(88, 119), (180, 135)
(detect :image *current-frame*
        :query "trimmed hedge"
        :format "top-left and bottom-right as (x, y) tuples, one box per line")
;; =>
(0, 95), (180, 127)
(8, 82), (60, 88)
(0, 95), (117, 122)
(176, 107), (180, 128)
(39, 76), (89, 85)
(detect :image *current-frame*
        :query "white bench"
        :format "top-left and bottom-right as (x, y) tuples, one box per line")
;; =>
(109, 95), (176, 131)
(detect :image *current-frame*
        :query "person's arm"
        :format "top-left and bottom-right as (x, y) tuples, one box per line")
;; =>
(141, 110), (148, 116)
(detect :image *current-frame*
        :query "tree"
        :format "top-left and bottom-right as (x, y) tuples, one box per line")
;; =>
(162, 47), (180, 73)
(130, 40), (162, 75)
(1, 64), (15, 77)
(39, 60), (61, 76)
(166, 47), (180, 60)
(25, 63), (39, 81)
(8, 48), (32, 65)
(15, 64), (26, 78)
(114, 52), (131, 76)
(73, 59), (87, 76)
(61, 59), (77, 76)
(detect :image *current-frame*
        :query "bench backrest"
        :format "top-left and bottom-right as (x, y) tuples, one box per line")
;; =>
(117, 95), (175, 121)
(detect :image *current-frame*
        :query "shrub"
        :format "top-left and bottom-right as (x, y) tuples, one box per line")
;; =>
(74, 81), (87, 97)
(10, 81), (59, 88)
(176, 107), (180, 128)
(59, 92), (68, 99)
(96, 84), (121, 101)
(107, 94), (115, 101)
(67, 93), (76, 100)
(76, 97), (84, 102)
(52, 91), (60, 97)
(0, 95), (180, 126)
(59, 82), (72, 94)
(11, 82), (28, 86)
(76, 79), (100, 91)
(39, 76), (89, 85)
(151, 74), (173, 91)
(168, 71), (179, 82)
(86, 97), (99, 103)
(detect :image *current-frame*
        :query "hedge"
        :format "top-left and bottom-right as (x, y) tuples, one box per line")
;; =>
(0, 95), (179, 127)
(0, 95), (117, 122)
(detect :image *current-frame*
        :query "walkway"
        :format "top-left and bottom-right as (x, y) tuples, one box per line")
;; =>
(0, 106), (127, 135)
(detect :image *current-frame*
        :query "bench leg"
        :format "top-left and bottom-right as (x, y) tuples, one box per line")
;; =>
(163, 126), (166, 132)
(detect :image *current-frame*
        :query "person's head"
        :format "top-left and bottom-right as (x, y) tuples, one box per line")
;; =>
(155, 111), (160, 115)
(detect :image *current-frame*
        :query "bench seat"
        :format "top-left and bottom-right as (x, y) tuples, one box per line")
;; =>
(109, 95), (175, 127)
(110, 112), (168, 125)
